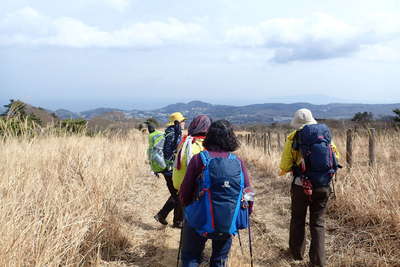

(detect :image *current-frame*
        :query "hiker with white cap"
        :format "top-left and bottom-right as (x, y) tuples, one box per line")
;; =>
(154, 112), (186, 228)
(290, 108), (317, 129)
(279, 108), (340, 267)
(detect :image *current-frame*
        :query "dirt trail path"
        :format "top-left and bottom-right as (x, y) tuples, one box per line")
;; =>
(115, 165), (335, 267)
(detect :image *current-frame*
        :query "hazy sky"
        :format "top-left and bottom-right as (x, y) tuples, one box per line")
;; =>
(1, 0), (400, 111)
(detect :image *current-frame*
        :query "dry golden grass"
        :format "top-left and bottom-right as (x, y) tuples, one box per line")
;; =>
(0, 128), (399, 266)
(0, 131), (152, 266)
(327, 130), (400, 266)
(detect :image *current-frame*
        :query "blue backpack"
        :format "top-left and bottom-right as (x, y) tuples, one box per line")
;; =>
(184, 151), (249, 239)
(293, 124), (338, 188)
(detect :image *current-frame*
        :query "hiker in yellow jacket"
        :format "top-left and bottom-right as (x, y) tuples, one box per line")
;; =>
(172, 115), (212, 191)
(279, 108), (340, 267)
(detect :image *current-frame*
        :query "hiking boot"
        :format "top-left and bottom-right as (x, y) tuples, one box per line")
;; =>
(154, 214), (168, 225)
(293, 255), (304, 261)
(172, 221), (183, 229)
(291, 252), (303, 261)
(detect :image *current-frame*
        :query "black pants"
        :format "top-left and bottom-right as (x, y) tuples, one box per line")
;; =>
(157, 170), (183, 224)
(181, 223), (232, 267)
(289, 184), (330, 267)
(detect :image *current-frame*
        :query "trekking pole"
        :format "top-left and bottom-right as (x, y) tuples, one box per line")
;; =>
(237, 231), (244, 255)
(248, 217), (254, 267)
(177, 222), (184, 267)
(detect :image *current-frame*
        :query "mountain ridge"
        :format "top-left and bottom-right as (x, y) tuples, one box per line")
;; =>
(52, 101), (400, 124)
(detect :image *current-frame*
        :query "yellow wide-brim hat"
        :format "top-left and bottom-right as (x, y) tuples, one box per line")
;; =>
(166, 112), (186, 126)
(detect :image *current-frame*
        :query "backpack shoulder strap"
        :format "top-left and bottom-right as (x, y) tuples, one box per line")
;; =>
(227, 153), (237, 160)
(292, 130), (301, 150)
(151, 132), (164, 144)
(199, 150), (210, 166)
(199, 151), (212, 188)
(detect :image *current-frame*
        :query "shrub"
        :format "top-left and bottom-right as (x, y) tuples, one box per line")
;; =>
(60, 119), (88, 134)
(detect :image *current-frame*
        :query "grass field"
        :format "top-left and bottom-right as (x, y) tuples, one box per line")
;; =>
(0, 129), (399, 266)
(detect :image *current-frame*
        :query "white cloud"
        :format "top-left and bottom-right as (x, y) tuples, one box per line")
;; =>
(0, 7), (207, 48)
(2, 7), (400, 63)
(225, 13), (400, 63)
(102, 0), (131, 12)
(225, 50), (274, 64)
(358, 42), (400, 62)
(367, 13), (400, 37)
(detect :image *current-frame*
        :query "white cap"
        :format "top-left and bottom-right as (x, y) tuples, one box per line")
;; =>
(290, 108), (317, 129)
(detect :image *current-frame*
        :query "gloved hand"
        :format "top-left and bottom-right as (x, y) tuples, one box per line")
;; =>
(249, 201), (254, 216)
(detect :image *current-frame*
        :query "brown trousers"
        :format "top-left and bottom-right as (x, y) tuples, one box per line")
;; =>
(289, 184), (331, 267)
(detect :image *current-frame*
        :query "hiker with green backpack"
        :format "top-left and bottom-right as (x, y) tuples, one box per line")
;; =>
(279, 108), (341, 267)
(179, 120), (254, 267)
(149, 112), (186, 228)
(146, 121), (167, 174)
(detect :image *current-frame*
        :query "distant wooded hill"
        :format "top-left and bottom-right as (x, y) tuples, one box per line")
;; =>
(52, 101), (400, 124)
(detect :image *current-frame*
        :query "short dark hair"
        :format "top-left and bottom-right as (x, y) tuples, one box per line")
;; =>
(145, 122), (156, 133)
(203, 120), (239, 152)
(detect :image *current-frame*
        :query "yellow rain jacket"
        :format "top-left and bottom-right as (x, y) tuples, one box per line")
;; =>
(172, 136), (205, 190)
(279, 130), (340, 176)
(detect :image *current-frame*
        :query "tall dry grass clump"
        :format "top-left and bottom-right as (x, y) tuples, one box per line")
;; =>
(0, 131), (149, 266)
(238, 145), (280, 179)
(328, 130), (400, 265)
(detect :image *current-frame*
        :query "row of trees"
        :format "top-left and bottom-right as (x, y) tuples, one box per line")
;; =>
(351, 110), (400, 123)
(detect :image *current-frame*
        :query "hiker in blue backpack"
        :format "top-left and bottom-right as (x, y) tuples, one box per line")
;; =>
(179, 120), (253, 267)
(154, 112), (186, 228)
(279, 108), (340, 267)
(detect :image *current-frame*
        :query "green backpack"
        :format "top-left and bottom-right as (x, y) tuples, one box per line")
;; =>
(148, 130), (167, 173)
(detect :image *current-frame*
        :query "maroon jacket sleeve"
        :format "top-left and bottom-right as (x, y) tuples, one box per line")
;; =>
(238, 158), (251, 188)
(238, 157), (254, 213)
(179, 154), (204, 206)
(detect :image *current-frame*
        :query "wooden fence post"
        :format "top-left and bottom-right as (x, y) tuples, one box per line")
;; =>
(277, 132), (282, 150)
(263, 133), (267, 154)
(369, 128), (376, 167)
(267, 131), (271, 155)
(346, 129), (353, 168)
